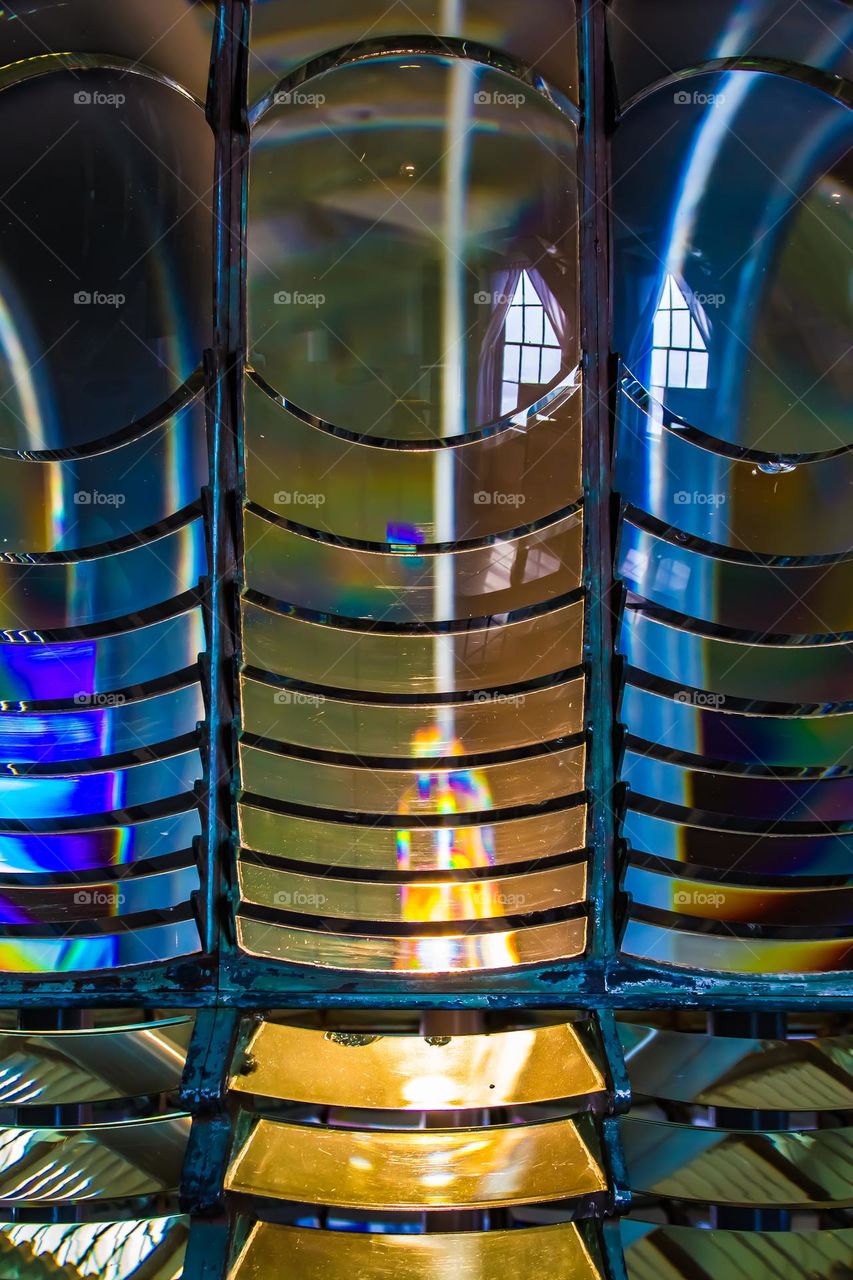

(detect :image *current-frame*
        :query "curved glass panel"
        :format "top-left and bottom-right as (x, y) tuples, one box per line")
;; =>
(232, 1222), (600, 1280)
(0, 806), (200, 876)
(0, 398), (207, 557)
(239, 801), (586, 871)
(0, 1116), (189, 1202)
(0, 913), (201, 972)
(618, 1022), (853, 1109)
(240, 740), (584, 815)
(248, 0), (579, 99)
(249, 53), (577, 438)
(242, 597), (584, 694)
(0, 862), (200, 924)
(624, 864), (850, 926)
(241, 673), (583, 757)
(617, 519), (853, 635)
(620, 1221), (853, 1280)
(621, 919), (853, 973)
(0, 1216), (189, 1280)
(623, 808), (851, 877)
(607, 0), (853, 101)
(620, 684), (853, 769)
(618, 609), (853, 706)
(244, 376), (582, 544)
(0, 515), (206, 632)
(613, 71), (852, 456)
(0, 1018), (193, 1104)
(0, 748), (201, 821)
(229, 1018), (604, 1108)
(236, 913), (586, 971)
(0, 0), (213, 98)
(619, 1118), (853, 1206)
(244, 509), (582, 623)
(614, 391), (853, 556)
(226, 1115), (604, 1207)
(237, 860), (586, 922)
(0, 68), (211, 452)
(0, 681), (203, 764)
(622, 748), (853, 822)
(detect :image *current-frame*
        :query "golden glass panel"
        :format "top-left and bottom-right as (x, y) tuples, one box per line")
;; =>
(241, 596), (584, 694)
(225, 1114), (604, 1209)
(230, 1221), (600, 1280)
(229, 1018), (604, 1108)
(0, 1018), (193, 1106)
(243, 377), (582, 545)
(618, 1023), (853, 1111)
(620, 1222), (853, 1280)
(236, 914), (586, 971)
(238, 859), (586, 924)
(240, 673), (584, 758)
(0, 1116), (190, 1203)
(238, 802), (587, 872)
(239, 742), (585, 815)
(243, 509), (583, 623)
(620, 1118), (853, 1208)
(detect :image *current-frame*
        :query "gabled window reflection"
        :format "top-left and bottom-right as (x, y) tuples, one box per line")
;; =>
(650, 274), (709, 391)
(500, 270), (564, 415)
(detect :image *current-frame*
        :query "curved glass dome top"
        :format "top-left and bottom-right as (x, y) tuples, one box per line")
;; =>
(248, 52), (578, 440)
(612, 68), (852, 457)
(247, 0), (579, 101)
(0, 64), (212, 454)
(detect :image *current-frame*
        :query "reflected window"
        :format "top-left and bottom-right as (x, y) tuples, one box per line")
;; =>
(501, 270), (563, 414)
(650, 274), (708, 391)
